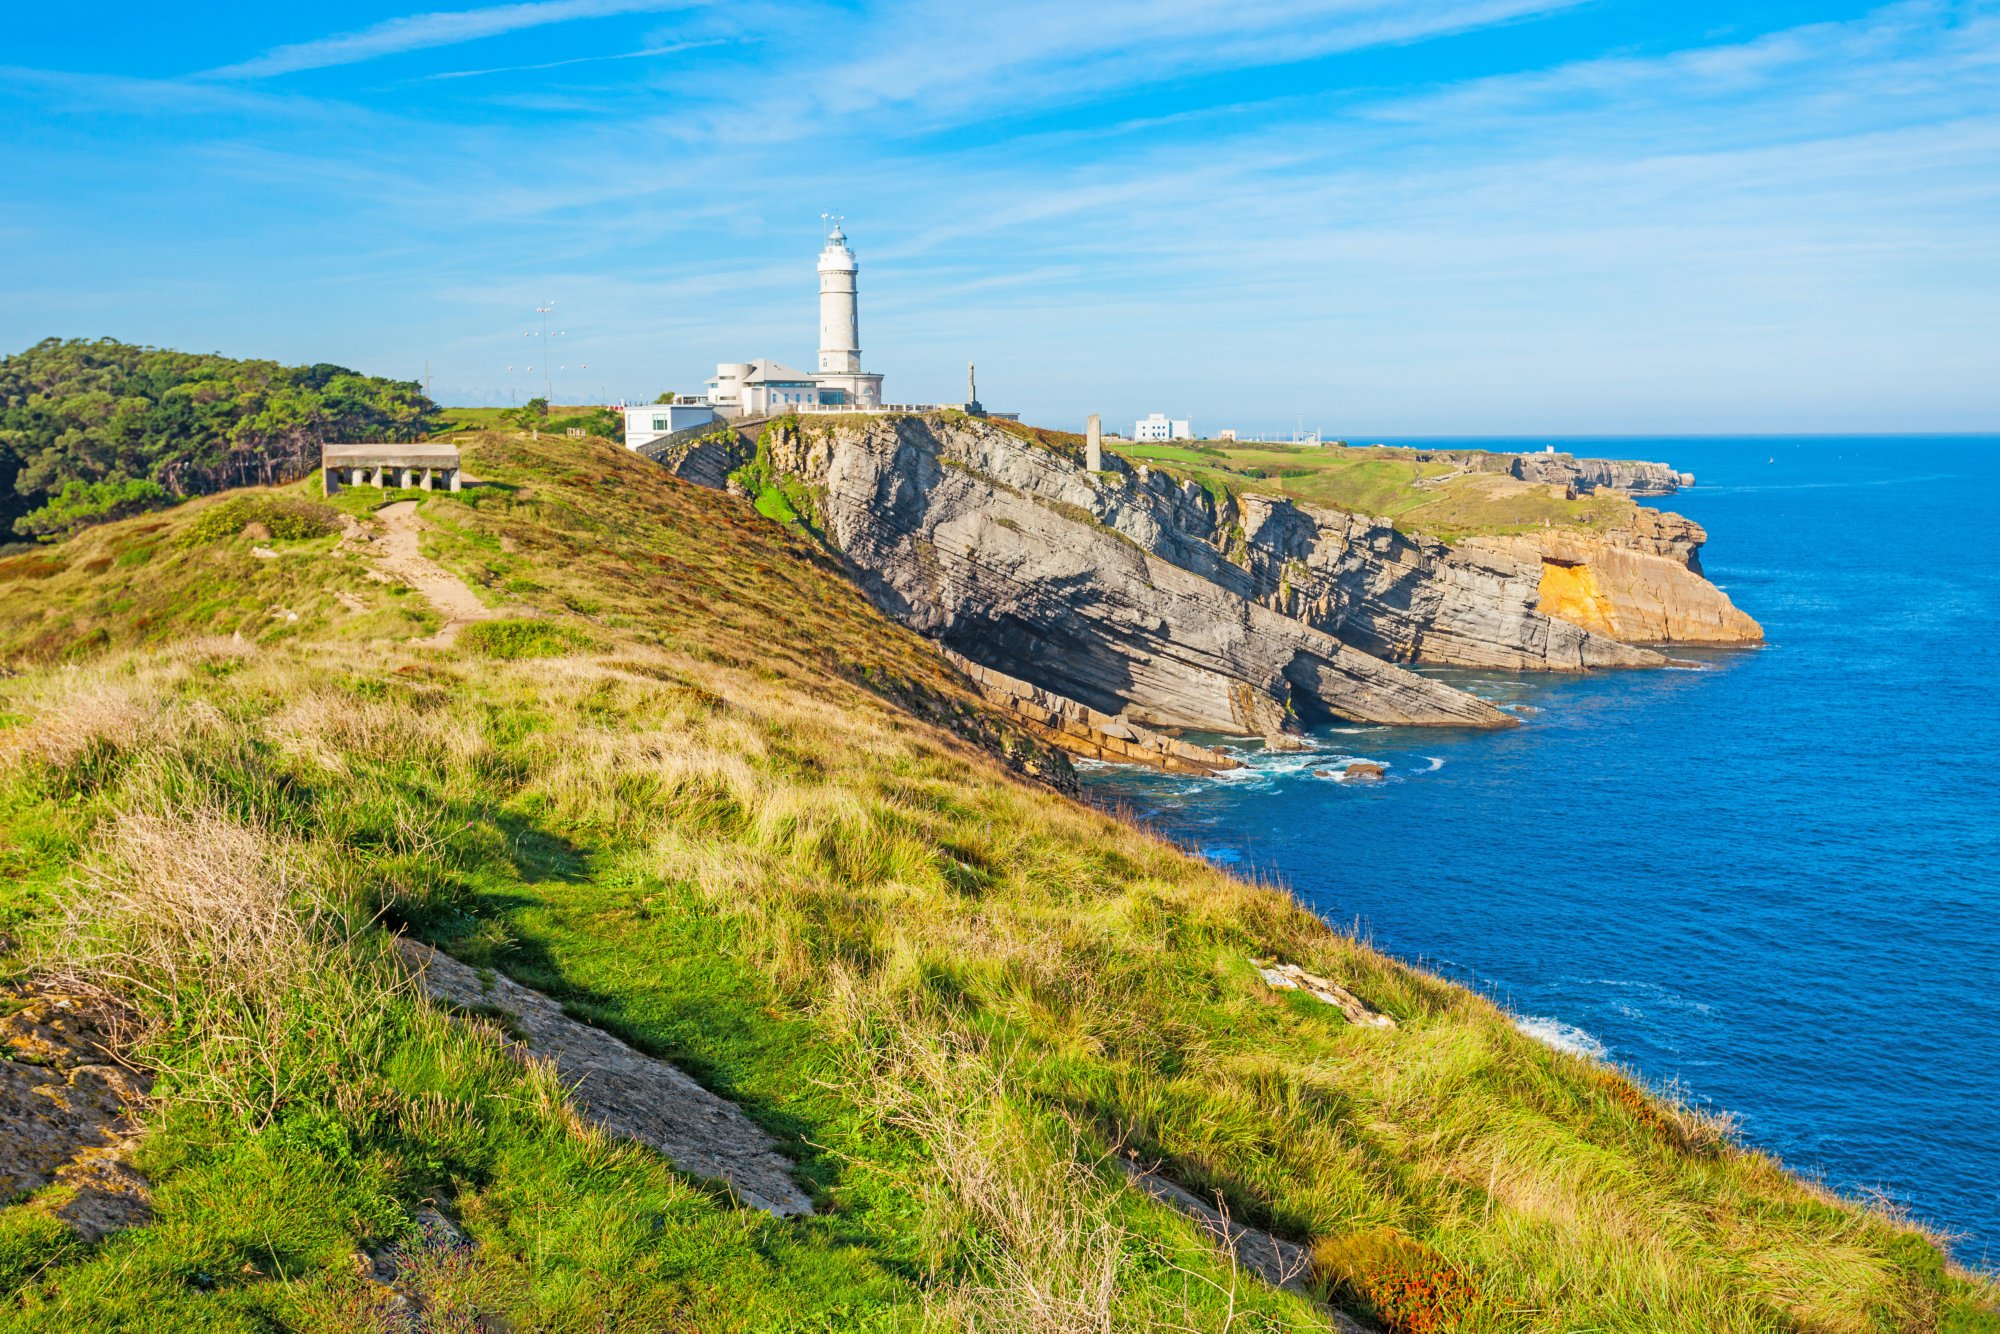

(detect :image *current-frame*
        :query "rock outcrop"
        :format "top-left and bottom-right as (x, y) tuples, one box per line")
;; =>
(399, 940), (812, 1217)
(1489, 452), (1692, 495)
(1461, 509), (1764, 646)
(756, 417), (1513, 734)
(1, 981), (152, 1242)
(944, 649), (1241, 774)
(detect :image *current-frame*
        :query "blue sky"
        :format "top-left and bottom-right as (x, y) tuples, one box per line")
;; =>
(3, 1), (1996, 433)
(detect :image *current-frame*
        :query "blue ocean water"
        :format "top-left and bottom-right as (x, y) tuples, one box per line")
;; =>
(1083, 437), (2000, 1263)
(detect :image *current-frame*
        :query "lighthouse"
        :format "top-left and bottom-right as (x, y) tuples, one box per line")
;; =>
(700, 215), (886, 415)
(818, 221), (860, 375)
(810, 216), (884, 408)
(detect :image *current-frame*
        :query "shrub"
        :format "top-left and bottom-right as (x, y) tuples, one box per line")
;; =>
(179, 496), (339, 545)
(15, 478), (171, 541)
(458, 618), (592, 660)
(1314, 1228), (1476, 1333)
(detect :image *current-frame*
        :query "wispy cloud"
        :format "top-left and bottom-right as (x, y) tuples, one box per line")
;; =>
(673, 0), (1586, 143)
(7, 0), (1996, 428)
(420, 37), (727, 79)
(206, 0), (699, 79)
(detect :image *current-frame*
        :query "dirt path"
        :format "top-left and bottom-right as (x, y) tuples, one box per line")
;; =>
(366, 500), (496, 647)
(397, 940), (813, 1217)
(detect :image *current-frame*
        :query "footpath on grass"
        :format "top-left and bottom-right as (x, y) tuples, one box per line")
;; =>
(360, 500), (498, 647)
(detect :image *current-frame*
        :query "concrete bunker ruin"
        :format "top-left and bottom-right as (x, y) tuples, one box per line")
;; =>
(322, 443), (463, 495)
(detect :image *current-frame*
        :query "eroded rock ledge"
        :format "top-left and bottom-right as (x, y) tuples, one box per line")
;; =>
(398, 940), (812, 1217)
(944, 648), (1241, 774)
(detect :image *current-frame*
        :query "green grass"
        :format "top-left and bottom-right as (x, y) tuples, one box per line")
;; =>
(458, 618), (593, 660)
(1114, 440), (1638, 541)
(0, 431), (1992, 1332)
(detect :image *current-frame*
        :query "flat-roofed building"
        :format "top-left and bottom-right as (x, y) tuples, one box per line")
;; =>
(322, 442), (462, 495)
(1134, 413), (1193, 442)
(622, 402), (720, 451)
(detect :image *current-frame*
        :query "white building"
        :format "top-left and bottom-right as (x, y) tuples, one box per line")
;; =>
(622, 401), (721, 451)
(703, 221), (885, 415)
(1134, 413), (1193, 442)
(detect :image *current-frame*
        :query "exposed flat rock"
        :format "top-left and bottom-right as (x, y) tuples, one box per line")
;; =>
(1119, 1160), (1373, 1332)
(1256, 962), (1397, 1029)
(396, 940), (811, 1217)
(1, 982), (152, 1241)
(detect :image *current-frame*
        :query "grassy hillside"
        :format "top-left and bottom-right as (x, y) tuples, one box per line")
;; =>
(1003, 423), (1639, 541)
(0, 431), (1991, 1332)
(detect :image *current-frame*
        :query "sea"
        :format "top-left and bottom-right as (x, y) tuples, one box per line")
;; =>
(1081, 436), (2000, 1264)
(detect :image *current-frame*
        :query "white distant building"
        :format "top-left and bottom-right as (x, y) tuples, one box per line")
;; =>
(1134, 413), (1193, 442)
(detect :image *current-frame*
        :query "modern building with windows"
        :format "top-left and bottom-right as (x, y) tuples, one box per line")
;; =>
(1134, 413), (1193, 441)
(620, 401), (723, 450)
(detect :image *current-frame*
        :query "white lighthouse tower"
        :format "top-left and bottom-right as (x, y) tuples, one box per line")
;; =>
(812, 216), (883, 408)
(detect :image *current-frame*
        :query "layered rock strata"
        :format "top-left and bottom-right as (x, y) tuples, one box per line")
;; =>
(759, 419), (1512, 734)
(656, 413), (1757, 753)
(1461, 509), (1763, 645)
(943, 649), (1241, 774)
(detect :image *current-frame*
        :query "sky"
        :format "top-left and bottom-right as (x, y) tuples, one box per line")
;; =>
(3, 0), (1997, 434)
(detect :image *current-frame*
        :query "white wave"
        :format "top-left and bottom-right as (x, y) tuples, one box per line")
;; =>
(1419, 756), (1445, 773)
(1515, 1015), (1608, 1060)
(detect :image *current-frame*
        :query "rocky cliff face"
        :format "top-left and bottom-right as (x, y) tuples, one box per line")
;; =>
(1460, 509), (1764, 646)
(1468, 451), (1693, 495)
(798, 422), (1509, 733)
(656, 413), (1757, 751)
(800, 416), (1663, 673)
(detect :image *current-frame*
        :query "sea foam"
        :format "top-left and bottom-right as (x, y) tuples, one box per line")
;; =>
(1515, 1016), (1609, 1060)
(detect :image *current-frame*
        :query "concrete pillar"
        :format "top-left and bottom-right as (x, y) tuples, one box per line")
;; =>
(370, 467), (385, 488)
(349, 466), (365, 487)
(420, 468), (434, 492)
(449, 469), (462, 493)
(1086, 414), (1103, 472)
(399, 467), (416, 489)
(324, 469), (341, 497)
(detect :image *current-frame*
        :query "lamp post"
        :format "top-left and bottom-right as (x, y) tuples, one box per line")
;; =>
(524, 300), (562, 404)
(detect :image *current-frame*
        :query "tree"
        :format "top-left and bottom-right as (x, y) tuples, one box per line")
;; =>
(15, 477), (169, 540)
(506, 397), (552, 432)
(0, 337), (447, 533)
(654, 391), (677, 404)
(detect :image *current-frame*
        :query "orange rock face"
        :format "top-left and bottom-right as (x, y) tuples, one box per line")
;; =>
(1464, 509), (1763, 647)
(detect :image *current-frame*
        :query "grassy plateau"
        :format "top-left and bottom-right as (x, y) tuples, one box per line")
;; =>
(1028, 428), (1642, 543)
(0, 430), (1992, 1332)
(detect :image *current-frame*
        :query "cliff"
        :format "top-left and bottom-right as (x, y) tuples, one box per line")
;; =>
(1477, 450), (1693, 495)
(1461, 507), (1764, 645)
(661, 414), (1759, 755)
(749, 414), (1514, 735)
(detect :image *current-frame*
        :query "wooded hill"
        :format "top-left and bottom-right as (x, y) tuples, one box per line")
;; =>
(0, 338), (441, 539)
